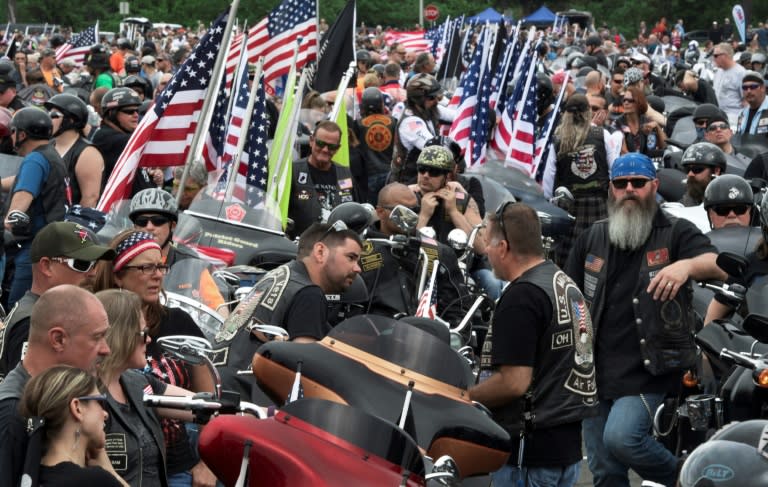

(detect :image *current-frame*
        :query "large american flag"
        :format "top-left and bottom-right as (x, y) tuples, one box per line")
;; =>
(97, 11), (229, 213)
(202, 74), (229, 173)
(490, 42), (534, 161)
(55, 23), (99, 66)
(383, 30), (432, 53)
(503, 59), (538, 176)
(247, 0), (317, 96)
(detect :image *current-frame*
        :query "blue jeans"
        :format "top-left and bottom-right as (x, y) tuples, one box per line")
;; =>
(583, 394), (677, 487)
(8, 244), (31, 309)
(491, 462), (580, 487)
(167, 471), (192, 487)
(472, 267), (504, 300)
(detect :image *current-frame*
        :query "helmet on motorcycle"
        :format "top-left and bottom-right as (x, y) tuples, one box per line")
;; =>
(406, 73), (441, 106)
(417, 145), (455, 171)
(681, 142), (727, 172)
(703, 174), (753, 209)
(101, 87), (142, 116)
(10, 107), (53, 140)
(327, 202), (373, 235)
(360, 87), (384, 115)
(44, 93), (89, 131)
(678, 420), (768, 487)
(129, 188), (179, 222)
(684, 48), (701, 64)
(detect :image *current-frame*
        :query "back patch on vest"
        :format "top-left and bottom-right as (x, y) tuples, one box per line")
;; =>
(569, 145), (599, 179)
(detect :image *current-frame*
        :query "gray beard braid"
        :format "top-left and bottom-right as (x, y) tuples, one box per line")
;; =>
(607, 192), (657, 251)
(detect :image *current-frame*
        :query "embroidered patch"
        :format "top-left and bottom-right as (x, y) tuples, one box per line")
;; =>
(646, 248), (670, 267)
(585, 254), (604, 273)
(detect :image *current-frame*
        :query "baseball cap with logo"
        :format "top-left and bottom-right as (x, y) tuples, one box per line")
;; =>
(30, 221), (116, 263)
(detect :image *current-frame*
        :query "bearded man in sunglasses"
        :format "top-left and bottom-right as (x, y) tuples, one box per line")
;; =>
(288, 120), (357, 239)
(564, 153), (724, 487)
(679, 141), (727, 207)
(736, 70), (768, 136)
(0, 221), (115, 380)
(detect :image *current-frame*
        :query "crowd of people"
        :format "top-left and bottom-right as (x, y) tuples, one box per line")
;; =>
(0, 10), (767, 487)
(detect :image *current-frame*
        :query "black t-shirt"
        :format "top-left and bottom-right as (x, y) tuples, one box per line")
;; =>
(308, 164), (340, 211)
(91, 125), (130, 186)
(39, 462), (124, 486)
(486, 281), (582, 467)
(284, 286), (330, 340)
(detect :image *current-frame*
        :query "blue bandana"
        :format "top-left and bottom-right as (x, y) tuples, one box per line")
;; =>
(610, 152), (656, 180)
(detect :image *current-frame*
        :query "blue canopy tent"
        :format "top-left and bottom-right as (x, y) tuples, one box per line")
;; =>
(522, 6), (557, 26)
(467, 7), (513, 24)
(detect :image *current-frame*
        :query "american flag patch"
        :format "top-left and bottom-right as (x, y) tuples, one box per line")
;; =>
(408, 120), (423, 131)
(585, 254), (604, 273)
(143, 383), (154, 395)
(338, 178), (353, 189)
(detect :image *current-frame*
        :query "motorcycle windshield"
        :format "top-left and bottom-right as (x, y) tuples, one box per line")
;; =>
(327, 315), (470, 388)
(281, 398), (425, 476)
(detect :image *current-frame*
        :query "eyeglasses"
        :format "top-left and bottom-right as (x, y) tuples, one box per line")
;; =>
(137, 327), (151, 343)
(314, 139), (340, 151)
(133, 215), (170, 227)
(685, 165), (709, 175)
(320, 220), (348, 242)
(694, 119), (709, 128)
(711, 205), (750, 217)
(77, 394), (108, 404)
(742, 83), (763, 91)
(49, 257), (97, 273)
(707, 122), (730, 132)
(622, 98), (635, 104)
(494, 200), (516, 244)
(611, 178), (650, 189)
(417, 165), (449, 177)
(119, 108), (139, 115)
(612, 78), (624, 84)
(121, 263), (170, 275)
(49, 111), (63, 119)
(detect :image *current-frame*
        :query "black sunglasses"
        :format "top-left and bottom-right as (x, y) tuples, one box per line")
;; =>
(119, 108), (139, 115)
(314, 139), (341, 151)
(742, 83), (762, 91)
(611, 178), (650, 189)
(684, 165), (709, 175)
(693, 119), (709, 128)
(133, 215), (170, 227)
(707, 122), (730, 132)
(417, 165), (449, 177)
(320, 220), (349, 243)
(494, 200), (516, 244)
(711, 205), (750, 217)
(77, 394), (108, 405)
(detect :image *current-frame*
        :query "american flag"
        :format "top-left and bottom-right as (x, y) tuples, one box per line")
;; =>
(55, 23), (99, 66)
(415, 259), (440, 320)
(504, 65), (538, 175)
(490, 42), (534, 162)
(97, 10), (229, 213)
(384, 30), (432, 53)
(202, 74), (229, 173)
(247, 0), (317, 96)
(468, 53), (493, 166)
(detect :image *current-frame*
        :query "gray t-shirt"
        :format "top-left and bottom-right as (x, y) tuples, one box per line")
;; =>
(714, 64), (746, 120)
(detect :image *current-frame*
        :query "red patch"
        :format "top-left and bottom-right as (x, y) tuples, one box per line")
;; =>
(225, 204), (246, 223)
(646, 248), (670, 267)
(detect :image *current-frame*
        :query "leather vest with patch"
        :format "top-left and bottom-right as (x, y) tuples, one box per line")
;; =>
(289, 159), (355, 237)
(553, 126), (609, 196)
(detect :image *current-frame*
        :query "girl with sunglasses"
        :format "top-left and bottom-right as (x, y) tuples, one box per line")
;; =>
(612, 85), (666, 157)
(19, 365), (129, 486)
(88, 230), (217, 487)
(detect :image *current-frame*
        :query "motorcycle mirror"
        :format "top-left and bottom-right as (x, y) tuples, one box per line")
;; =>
(389, 204), (419, 234)
(552, 186), (575, 205)
(157, 335), (213, 366)
(716, 252), (750, 278)
(742, 314), (768, 344)
(447, 229), (468, 251)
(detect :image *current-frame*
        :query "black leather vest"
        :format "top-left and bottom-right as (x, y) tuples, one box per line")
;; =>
(5, 144), (67, 225)
(56, 137), (91, 206)
(0, 292), (38, 380)
(553, 126), (609, 196)
(289, 159), (355, 238)
(483, 261), (598, 433)
(580, 213), (699, 375)
(357, 114), (396, 175)
(413, 188), (470, 243)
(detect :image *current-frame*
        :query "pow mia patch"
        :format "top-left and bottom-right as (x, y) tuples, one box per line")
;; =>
(298, 171), (308, 184)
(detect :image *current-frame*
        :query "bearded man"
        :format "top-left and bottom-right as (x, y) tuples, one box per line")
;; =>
(563, 152), (724, 487)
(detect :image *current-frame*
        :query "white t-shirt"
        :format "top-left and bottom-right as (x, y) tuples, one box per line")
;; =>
(713, 64), (746, 121)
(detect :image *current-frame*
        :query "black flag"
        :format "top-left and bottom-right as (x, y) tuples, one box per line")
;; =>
(312, 0), (356, 93)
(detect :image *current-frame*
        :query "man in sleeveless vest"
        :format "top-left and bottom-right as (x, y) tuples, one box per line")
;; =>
(563, 153), (725, 486)
(471, 203), (597, 487)
(288, 120), (357, 239)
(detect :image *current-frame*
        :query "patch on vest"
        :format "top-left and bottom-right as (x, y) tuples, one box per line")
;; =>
(569, 145), (599, 179)
(646, 248), (669, 267)
(297, 189), (311, 201)
(365, 123), (393, 152)
(298, 171), (308, 184)
(105, 433), (128, 471)
(360, 242), (383, 272)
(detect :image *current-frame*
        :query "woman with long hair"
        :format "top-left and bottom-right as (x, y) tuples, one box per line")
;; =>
(19, 365), (129, 486)
(613, 85), (666, 156)
(89, 230), (217, 487)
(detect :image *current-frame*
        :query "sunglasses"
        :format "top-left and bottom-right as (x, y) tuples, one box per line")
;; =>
(622, 98), (635, 104)
(137, 327), (151, 343)
(711, 205), (750, 217)
(494, 200), (516, 245)
(612, 78), (624, 84)
(611, 178), (650, 189)
(685, 165), (709, 175)
(49, 111), (63, 119)
(694, 119), (709, 128)
(707, 122), (730, 132)
(122, 263), (170, 275)
(320, 220), (348, 242)
(49, 257), (97, 273)
(417, 165), (449, 177)
(133, 215), (170, 227)
(314, 139), (341, 151)
(77, 394), (108, 404)
(119, 108), (139, 115)
(742, 83), (763, 91)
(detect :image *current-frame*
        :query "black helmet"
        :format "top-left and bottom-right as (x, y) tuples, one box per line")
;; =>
(692, 104), (724, 125)
(679, 420), (768, 487)
(129, 188), (178, 222)
(356, 49), (373, 68)
(125, 56), (141, 73)
(101, 87), (142, 116)
(406, 73), (441, 106)
(117, 38), (133, 50)
(586, 35), (602, 48)
(681, 142), (727, 172)
(44, 93), (89, 130)
(565, 51), (584, 70)
(737, 51), (752, 67)
(123, 75), (148, 90)
(10, 107), (53, 140)
(361, 87), (384, 115)
(327, 202), (373, 234)
(704, 174), (753, 209)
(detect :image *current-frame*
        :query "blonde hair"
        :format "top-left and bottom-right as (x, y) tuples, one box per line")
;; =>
(95, 289), (144, 381)
(555, 110), (591, 156)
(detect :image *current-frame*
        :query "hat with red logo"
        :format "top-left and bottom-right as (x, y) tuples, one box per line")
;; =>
(30, 221), (116, 262)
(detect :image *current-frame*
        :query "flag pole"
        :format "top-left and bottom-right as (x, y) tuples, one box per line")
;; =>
(224, 58), (264, 203)
(328, 61), (356, 122)
(175, 0), (241, 207)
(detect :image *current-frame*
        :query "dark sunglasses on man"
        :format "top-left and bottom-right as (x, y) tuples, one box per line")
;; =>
(417, 165), (449, 177)
(611, 178), (650, 190)
(711, 205), (750, 217)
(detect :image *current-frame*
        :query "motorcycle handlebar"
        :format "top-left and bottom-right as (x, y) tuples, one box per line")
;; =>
(143, 392), (267, 419)
(698, 281), (747, 304)
(718, 348), (766, 370)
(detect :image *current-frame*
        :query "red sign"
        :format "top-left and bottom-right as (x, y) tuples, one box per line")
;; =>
(424, 4), (440, 22)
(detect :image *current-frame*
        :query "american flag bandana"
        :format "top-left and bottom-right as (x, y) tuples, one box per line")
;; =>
(114, 232), (161, 272)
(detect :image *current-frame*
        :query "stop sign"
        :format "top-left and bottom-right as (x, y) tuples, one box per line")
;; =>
(424, 4), (439, 22)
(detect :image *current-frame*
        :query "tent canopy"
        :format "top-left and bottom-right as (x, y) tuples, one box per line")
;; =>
(522, 6), (556, 25)
(467, 7), (513, 24)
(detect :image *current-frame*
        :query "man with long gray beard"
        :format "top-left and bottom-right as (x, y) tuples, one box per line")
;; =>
(564, 152), (724, 487)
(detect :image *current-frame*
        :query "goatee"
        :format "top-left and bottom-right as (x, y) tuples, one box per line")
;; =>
(607, 191), (657, 250)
